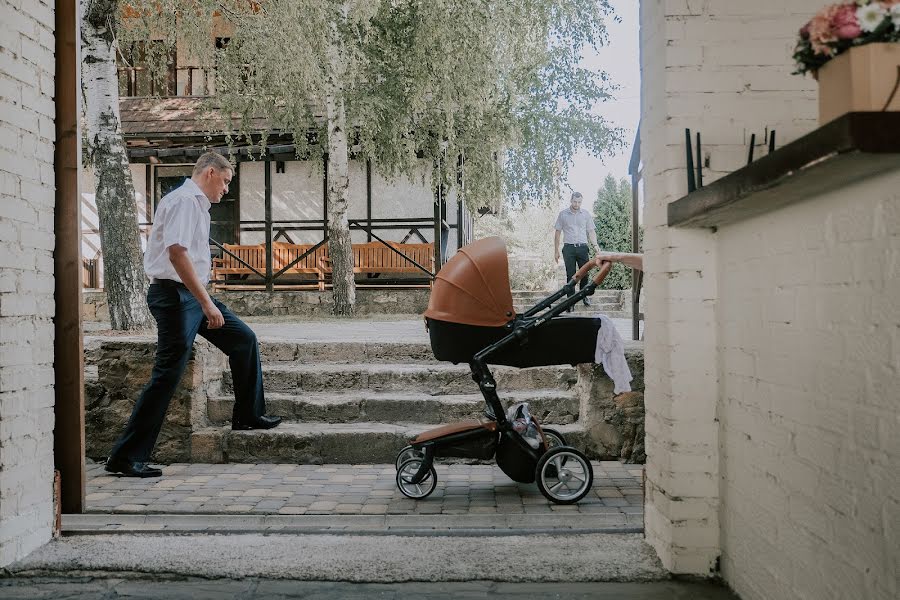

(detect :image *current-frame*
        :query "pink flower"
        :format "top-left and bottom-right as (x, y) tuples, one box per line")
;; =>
(831, 4), (861, 39)
(808, 5), (841, 54)
(799, 22), (811, 39)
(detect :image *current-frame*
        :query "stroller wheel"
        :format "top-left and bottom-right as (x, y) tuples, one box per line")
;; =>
(394, 445), (425, 471)
(541, 428), (567, 450)
(535, 446), (594, 505)
(396, 458), (437, 500)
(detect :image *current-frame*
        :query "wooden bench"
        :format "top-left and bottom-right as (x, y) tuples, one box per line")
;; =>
(211, 241), (434, 289)
(211, 242), (327, 290)
(320, 242), (435, 285)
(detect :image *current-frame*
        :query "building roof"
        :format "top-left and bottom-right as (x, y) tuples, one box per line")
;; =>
(120, 97), (319, 162)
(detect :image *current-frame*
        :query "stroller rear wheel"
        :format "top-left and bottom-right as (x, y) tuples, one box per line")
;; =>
(394, 445), (425, 471)
(541, 428), (567, 450)
(535, 446), (593, 504)
(396, 458), (437, 499)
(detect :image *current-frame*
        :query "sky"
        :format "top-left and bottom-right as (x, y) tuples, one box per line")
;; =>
(559, 0), (640, 209)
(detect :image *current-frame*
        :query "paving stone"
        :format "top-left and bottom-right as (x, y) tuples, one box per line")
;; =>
(84, 462), (643, 524)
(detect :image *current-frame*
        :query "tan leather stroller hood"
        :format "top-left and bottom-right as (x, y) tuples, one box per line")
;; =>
(424, 237), (516, 327)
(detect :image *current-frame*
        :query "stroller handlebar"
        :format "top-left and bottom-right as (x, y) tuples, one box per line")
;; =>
(571, 258), (613, 286)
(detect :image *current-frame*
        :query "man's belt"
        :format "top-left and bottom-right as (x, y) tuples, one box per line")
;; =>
(150, 278), (185, 287)
(563, 243), (588, 247)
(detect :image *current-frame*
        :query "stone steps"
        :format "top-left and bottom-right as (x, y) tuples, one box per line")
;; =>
(223, 363), (578, 395)
(207, 389), (579, 425)
(200, 337), (586, 464)
(191, 422), (590, 464)
(260, 341), (435, 364)
(512, 289), (628, 316)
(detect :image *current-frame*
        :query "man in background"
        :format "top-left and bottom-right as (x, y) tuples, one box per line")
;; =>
(554, 192), (601, 306)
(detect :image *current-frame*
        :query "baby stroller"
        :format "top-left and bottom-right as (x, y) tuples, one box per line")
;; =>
(394, 237), (612, 505)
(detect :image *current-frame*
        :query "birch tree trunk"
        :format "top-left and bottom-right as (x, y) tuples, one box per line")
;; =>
(324, 33), (355, 316)
(81, 0), (152, 330)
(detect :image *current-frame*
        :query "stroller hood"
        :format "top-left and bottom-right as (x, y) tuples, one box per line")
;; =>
(423, 237), (516, 327)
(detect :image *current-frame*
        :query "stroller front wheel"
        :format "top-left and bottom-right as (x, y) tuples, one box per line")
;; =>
(535, 446), (594, 504)
(394, 445), (425, 471)
(396, 458), (437, 499)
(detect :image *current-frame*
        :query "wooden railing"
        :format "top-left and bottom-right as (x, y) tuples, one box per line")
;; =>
(211, 240), (435, 291)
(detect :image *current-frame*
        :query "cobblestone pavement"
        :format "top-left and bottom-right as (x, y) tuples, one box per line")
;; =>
(0, 577), (738, 599)
(86, 461), (643, 522)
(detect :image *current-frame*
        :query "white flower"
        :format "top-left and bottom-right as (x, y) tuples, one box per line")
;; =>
(891, 4), (900, 29)
(857, 2), (888, 31)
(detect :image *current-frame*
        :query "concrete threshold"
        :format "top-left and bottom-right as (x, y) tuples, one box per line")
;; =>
(12, 531), (666, 583)
(63, 513), (643, 536)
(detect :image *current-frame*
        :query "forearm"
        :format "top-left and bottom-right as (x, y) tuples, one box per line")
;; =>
(601, 252), (643, 271)
(554, 230), (561, 253)
(588, 229), (599, 249)
(169, 248), (214, 307)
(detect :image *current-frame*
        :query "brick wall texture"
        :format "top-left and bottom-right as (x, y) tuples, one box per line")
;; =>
(717, 172), (899, 600)
(0, 0), (56, 566)
(640, 1), (897, 598)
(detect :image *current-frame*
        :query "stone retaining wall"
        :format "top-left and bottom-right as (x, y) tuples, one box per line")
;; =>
(84, 337), (225, 463)
(83, 289), (431, 322)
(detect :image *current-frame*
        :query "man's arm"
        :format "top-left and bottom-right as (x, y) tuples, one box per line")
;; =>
(588, 228), (600, 254)
(554, 229), (561, 263)
(594, 252), (643, 271)
(168, 245), (224, 328)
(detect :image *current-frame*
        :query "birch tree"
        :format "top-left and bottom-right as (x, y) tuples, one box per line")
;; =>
(118, 0), (620, 315)
(82, 0), (152, 329)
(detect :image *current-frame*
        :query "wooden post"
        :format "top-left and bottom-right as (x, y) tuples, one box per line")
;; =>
(631, 170), (640, 342)
(264, 159), (273, 291)
(366, 159), (372, 242)
(54, 0), (85, 513)
(322, 155), (328, 241)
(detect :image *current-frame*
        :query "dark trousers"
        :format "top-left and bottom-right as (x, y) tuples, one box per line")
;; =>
(562, 243), (590, 296)
(110, 282), (266, 462)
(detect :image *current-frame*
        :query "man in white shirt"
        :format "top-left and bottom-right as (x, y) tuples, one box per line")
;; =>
(554, 192), (601, 307)
(105, 152), (281, 478)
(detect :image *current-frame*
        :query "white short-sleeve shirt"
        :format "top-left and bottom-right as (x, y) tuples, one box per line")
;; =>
(554, 208), (595, 245)
(144, 178), (212, 285)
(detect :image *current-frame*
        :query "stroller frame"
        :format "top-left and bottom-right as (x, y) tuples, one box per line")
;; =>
(397, 260), (612, 504)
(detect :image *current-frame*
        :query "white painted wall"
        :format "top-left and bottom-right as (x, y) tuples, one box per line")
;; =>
(641, 1), (898, 598)
(639, 0), (821, 577)
(239, 159), (438, 246)
(716, 171), (899, 600)
(0, 0), (57, 566)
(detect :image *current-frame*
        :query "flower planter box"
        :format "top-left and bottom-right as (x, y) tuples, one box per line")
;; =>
(818, 42), (900, 124)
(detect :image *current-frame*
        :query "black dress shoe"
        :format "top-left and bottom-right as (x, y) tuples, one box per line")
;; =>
(105, 456), (162, 478)
(232, 415), (282, 431)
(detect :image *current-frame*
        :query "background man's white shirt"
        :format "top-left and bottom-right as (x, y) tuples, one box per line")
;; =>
(143, 178), (212, 286)
(554, 208), (595, 245)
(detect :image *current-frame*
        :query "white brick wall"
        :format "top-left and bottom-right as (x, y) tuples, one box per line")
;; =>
(639, 0), (821, 579)
(717, 172), (899, 600)
(0, 0), (56, 567)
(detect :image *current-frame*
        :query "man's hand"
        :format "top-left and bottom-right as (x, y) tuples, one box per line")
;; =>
(555, 249), (560, 264)
(202, 301), (224, 329)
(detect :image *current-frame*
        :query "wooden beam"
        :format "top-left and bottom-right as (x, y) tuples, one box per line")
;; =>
(54, 0), (85, 513)
(366, 159), (372, 242)
(264, 159), (273, 292)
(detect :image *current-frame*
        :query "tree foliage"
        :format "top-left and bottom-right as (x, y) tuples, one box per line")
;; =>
(593, 174), (639, 290)
(117, 0), (622, 209)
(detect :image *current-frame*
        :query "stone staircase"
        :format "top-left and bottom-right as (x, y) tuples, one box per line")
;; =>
(512, 289), (630, 317)
(191, 340), (589, 464)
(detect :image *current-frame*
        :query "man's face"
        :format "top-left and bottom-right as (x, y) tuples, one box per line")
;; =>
(203, 167), (232, 203)
(570, 197), (582, 211)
